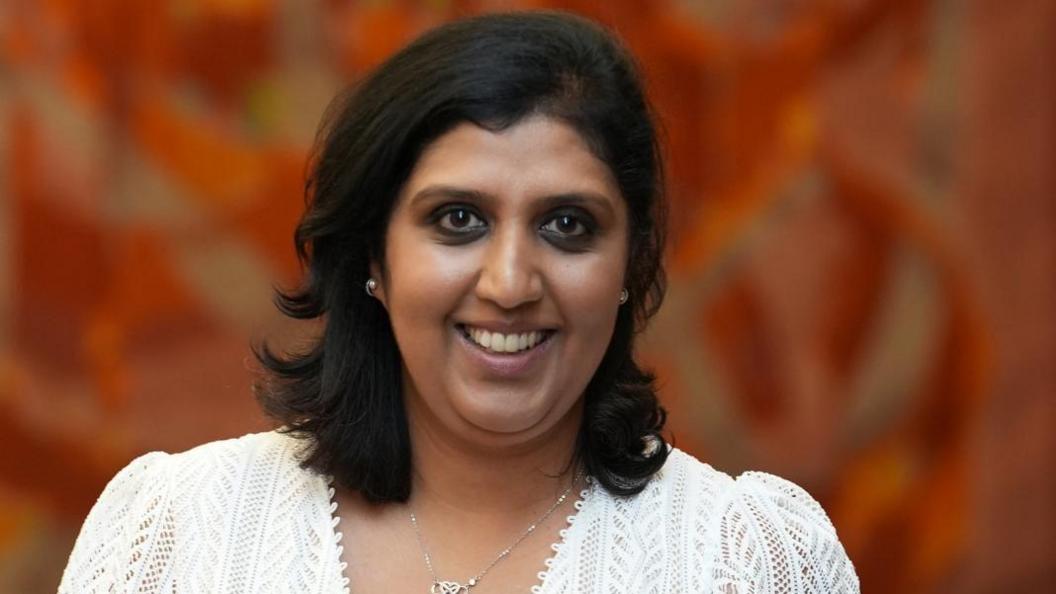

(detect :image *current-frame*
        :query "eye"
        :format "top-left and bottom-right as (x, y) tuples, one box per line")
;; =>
(540, 213), (591, 238)
(435, 207), (487, 233)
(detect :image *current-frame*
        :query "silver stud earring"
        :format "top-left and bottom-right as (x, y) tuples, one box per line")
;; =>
(365, 278), (378, 297)
(619, 288), (629, 305)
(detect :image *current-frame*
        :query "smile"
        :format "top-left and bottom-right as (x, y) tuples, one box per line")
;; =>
(457, 324), (555, 354)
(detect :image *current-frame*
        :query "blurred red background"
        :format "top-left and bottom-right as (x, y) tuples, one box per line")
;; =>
(1, 1), (1052, 592)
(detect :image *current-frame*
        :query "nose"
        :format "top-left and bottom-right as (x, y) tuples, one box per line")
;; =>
(474, 225), (544, 310)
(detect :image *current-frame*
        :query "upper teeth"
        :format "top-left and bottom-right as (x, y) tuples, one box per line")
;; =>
(465, 327), (547, 353)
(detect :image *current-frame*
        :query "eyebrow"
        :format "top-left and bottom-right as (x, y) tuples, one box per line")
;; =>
(409, 184), (617, 217)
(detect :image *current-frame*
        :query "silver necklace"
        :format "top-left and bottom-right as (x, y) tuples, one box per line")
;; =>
(408, 473), (582, 594)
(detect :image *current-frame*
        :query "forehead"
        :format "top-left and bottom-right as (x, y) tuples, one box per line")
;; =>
(398, 116), (622, 208)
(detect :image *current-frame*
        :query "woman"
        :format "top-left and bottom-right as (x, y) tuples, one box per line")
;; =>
(61, 11), (859, 593)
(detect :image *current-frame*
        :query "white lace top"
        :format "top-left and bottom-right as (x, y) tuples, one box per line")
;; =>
(60, 431), (859, 593)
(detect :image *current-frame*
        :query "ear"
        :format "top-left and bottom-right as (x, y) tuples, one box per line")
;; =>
(368, 260), (388, 309)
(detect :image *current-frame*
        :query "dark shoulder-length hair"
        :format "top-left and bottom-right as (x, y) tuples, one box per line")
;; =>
(255, 10), (669, 503)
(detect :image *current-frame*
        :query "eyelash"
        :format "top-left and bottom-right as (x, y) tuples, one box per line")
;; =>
(434, 207), (487, 234)
(431, 206), (596, 244)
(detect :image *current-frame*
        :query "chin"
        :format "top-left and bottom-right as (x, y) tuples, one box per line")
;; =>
(455, 399), (550, 435)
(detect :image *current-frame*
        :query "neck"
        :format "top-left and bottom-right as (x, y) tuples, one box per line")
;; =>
(405, 395), (584, 520)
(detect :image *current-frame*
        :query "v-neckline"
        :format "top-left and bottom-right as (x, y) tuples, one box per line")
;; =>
(324, 475), (596, 594)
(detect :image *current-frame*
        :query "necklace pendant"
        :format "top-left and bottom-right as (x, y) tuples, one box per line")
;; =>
(431, 581), (468, 594)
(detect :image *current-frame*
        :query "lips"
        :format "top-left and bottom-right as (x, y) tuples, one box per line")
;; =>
(455, 324), (556, 377)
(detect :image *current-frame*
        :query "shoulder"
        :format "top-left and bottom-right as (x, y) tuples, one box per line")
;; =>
(653, 449), (860, 593)
(112, 430), (322, 521)
(655, 448), (841, 533)
(85, 431), (306, 496)
(134, 431), (318, 491)
(59, 431), (328, 593)
(165, 430), (307, 471)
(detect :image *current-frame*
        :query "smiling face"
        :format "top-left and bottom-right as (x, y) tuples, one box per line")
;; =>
(370, 115), (629, 449)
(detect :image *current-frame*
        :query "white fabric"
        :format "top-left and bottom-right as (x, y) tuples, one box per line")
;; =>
(60, 431), (859, 593)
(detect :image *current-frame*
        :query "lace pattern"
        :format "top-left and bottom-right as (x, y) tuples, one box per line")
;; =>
(60, 432), (859, 593)
(326, 476), (351, 594)
(531, 477), (595, 593)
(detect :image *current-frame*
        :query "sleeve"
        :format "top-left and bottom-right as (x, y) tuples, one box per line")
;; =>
(710, 471), (860, 594)
(58, 451), (175, 594)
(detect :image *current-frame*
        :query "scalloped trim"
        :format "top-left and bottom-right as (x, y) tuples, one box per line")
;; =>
(325, 474), (593, 594)
(326, 475), (351, 594)
(530, 475), (596, 594)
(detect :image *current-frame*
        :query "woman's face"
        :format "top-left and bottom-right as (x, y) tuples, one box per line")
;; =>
(371, 115), (629, 448)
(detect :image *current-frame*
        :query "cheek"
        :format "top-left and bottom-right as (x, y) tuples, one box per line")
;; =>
(551, 258), (624, 344)
(384, 239), (474, 331)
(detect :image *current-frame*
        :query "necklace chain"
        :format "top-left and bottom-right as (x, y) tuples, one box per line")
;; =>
(409, 472), (582, 593)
